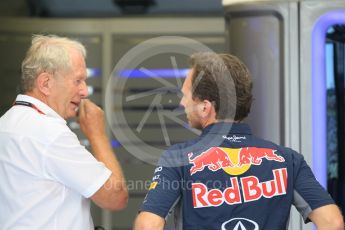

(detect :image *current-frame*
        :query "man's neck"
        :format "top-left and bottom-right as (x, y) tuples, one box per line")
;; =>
(216, 118), (240, 123)
(25, 90), (48, 104)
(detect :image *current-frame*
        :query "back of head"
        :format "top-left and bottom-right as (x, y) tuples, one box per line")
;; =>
(190, 52), (253, 121)
(20, 34), (87, 93)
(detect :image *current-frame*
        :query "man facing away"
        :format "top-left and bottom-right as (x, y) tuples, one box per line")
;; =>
(0, 34), (128, 229)
(134, 52), (344, 229)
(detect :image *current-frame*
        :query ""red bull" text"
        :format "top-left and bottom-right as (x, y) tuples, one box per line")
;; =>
(192, 168), (287, 208)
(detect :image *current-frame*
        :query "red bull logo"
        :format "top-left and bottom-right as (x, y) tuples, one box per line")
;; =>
(189, 147), (285, 176)
(189, 147), (233, 175)
(192, 168), (287, 208)
(237, 147), (284, 166)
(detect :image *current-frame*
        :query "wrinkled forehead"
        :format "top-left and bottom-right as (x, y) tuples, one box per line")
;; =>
(69, 50), (86, 71)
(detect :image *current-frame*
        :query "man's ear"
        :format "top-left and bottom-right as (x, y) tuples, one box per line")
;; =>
(36, 72), (53, 96)
(198, 100), (215, 119)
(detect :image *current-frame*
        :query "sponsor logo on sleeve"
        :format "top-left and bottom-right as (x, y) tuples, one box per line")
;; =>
(154, 166), (163, 173)
(149, 181), (158, 190)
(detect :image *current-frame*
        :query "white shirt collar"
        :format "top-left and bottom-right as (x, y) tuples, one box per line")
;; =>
(15, 94), (66, 122)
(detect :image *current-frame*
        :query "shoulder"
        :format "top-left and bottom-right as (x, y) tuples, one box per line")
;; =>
(251, 136), (302, 157)
(0, 106), (72, 144)
(159, 136), (208, 164)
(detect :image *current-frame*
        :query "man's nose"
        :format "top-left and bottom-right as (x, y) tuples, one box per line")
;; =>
(80, 81), (89, 98)
(179, 96), (185, 108)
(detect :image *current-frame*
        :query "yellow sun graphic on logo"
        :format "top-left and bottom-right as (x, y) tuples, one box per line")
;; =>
(221, 148), (251, 175)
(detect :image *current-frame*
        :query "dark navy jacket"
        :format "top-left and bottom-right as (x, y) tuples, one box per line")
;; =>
(139, 122), (334, 229)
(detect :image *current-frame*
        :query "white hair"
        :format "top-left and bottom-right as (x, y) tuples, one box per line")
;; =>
(20, 34), (87, 93)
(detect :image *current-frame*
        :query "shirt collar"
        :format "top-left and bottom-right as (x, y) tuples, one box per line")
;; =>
(15, 94), (65, 122)
(201, 122), (252, 136)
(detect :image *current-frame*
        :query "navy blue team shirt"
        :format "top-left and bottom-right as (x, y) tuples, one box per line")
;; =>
(139, 122), (334, 229)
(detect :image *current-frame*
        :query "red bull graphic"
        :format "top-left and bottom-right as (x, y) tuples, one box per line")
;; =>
(192, 168), (287, 208)
(237, 147), (284, 166)
(189, 147), (285, 176)
(188, 147), (233, 175)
